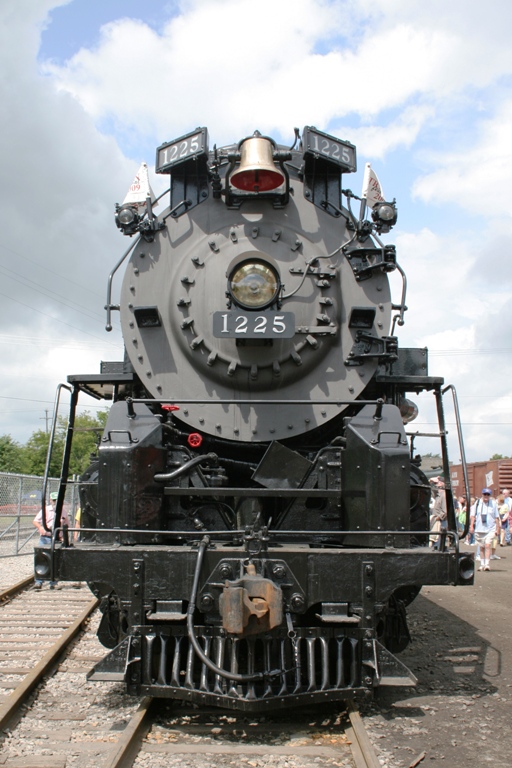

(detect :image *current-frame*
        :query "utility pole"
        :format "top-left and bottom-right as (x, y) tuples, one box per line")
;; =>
(40, 409), (52, 434)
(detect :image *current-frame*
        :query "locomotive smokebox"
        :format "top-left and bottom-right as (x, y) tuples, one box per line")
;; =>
(120, 186), (392, 442)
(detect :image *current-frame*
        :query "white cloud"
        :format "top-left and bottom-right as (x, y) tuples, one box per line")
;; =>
(413, 100), (512, 217)
(340, 105), (434, 159)
(391, 226), (512, 460)
(39, 0), (512, 153)
(40, 2), (467, 145)
(358, 0), (512, 88)
(0, 0), (132, 442)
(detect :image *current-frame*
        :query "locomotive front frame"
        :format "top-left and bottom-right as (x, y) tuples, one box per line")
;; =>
(35, 374), (473, 709)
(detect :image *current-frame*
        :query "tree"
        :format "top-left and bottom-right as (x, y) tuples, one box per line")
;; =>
(10, 409), (109, 479)
(489, 453), (509, 460)
(0, 435), (28, 473)
(66, 410), (109, 476)
(22, 429), (62, 477)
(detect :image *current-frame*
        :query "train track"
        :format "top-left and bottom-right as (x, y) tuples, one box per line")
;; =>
(0, 580), (98, 735)
(0, 580), (381, 768)
(103, 698), (381, 768)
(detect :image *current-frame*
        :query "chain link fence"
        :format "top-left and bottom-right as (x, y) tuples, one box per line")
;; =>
(0, 472), (79, 558)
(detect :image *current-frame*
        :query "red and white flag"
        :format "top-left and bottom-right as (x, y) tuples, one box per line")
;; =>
(123, 162), (158, 208)
(361, 163), (385, 208)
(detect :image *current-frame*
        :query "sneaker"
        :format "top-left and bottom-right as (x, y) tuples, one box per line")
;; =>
(49, 584), (62, 590)
(484, 565), (491, 571)
(490, 555), (501, 560)
(34, 582), (42, 590)
(478, 566), (484, 571)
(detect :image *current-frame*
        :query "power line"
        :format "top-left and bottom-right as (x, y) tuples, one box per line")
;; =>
(0, 263), (106, 325)
(0, 267), (121, 333)
(0, 335), (120, 349)
(0, 290), (120, 346)
(429, 348), (512, 356)
(0, 241), (106, 300)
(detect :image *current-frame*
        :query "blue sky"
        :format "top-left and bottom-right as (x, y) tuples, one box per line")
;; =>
(39, 1), (168, 63)
(1, 0), (512, 465)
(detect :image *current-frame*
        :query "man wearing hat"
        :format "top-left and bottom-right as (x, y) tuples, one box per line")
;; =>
(469, 489), (501, 571)
(32, 491), (70, 589)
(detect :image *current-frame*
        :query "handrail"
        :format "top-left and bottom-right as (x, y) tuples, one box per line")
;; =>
(47, 525), (459, 548)
(41, 383), (73, 532)
(432, 384), (457, 550)
(442, 384), (471, 540)
(105, 235), (141, 331)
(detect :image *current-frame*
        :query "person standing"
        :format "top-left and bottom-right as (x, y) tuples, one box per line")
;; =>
(430, 479), (447, 549)
(469, 489), (501, 572)
(497, 494), (509, 549)
(32, 491), (70, 589)
(501, 488), (511, 545)
(457, 496), (467, 540)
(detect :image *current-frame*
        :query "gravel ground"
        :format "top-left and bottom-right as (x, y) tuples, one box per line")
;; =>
(0, 551), (33, 589)
(363, 543), (512, 768)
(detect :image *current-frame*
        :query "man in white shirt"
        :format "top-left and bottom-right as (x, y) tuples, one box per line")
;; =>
(33, 492), (69, 589)
(469, 489), (501, 572)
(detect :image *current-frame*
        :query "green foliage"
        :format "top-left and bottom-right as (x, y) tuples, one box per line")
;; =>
(0, 435), (28, 473)
(0, 409), (109, 478)
(489, 453), (509, 460)
(23, 429), (59, 476)
(66, 410), (109, 476)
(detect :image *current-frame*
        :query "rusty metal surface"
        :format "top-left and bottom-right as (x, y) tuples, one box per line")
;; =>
(218, 562), (282, 635)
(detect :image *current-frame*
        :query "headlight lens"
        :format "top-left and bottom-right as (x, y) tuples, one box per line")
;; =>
(376, 204), (395, 221)
(399, 397), (419, 424)
(229, 261), (279, 308)
(118, 205), (137, 225)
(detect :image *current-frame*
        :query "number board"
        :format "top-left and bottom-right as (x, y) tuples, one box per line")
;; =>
(156, 128), (208, 174)
(302, 127), (356, 173)
(213, 311), (295, 339)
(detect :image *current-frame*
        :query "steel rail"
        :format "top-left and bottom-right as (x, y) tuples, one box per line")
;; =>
(0, 575), (33, 603)
(104, 696), (155, 768)
(347, 702), (382, 768)
(0, 596), (98, 732)
(103, 700), (380, 768)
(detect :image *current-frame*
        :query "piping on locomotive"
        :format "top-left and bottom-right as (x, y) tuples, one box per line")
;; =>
(35, 126), (474, 710)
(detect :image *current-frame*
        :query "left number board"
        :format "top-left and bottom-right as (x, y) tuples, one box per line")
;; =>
(156, 128), (208, 173)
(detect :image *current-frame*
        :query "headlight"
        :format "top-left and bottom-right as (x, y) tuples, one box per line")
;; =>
(399, 397), (419, 424)
(229, 261), (279, 308)
(371, 201), (397, 233)
(115, 204), (140, 235)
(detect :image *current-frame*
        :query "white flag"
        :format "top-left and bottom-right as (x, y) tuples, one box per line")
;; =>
(361, 163), (385, 208)
(122, 162), (158, 208)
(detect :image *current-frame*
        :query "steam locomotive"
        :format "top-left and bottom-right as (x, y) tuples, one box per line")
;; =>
(35, 126), (474, 710)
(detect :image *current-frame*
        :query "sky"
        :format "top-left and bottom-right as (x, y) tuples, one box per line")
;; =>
(1, 0), (512, 465)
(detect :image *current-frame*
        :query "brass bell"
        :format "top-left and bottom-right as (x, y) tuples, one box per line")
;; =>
(231, 137), (285, 192)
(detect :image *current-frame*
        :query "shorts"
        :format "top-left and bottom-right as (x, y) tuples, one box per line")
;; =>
(474, 530), (495, 546)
